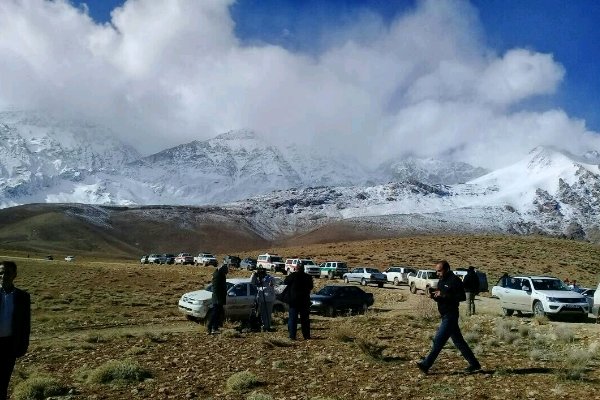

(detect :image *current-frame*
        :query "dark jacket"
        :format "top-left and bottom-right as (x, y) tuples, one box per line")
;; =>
(283, 271), (313, 309)
(4, 288), (31, 358)
(463, 270), (480, 294)
(434, 271), (466, 315)
(211, 267), (227, 305)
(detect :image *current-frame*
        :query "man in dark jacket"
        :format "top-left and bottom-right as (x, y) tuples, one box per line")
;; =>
(0, 261), (31, 400)
(463, 266), (480, 316)
(283, 264), (313, 340)
(207, 264), (228, 334)
(416, 260), (481, 374)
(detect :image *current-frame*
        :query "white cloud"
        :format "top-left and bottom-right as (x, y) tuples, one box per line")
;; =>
(0, 0), (598, 169)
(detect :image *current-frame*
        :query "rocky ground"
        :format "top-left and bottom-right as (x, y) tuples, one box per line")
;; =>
(3, 235), (600, 399)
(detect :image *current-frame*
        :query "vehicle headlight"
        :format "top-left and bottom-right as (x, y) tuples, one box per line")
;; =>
(312, 300), (322, 306)
(547, 297), (559, 302)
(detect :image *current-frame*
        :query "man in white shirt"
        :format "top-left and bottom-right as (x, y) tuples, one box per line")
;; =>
(0, 261), (31, 400)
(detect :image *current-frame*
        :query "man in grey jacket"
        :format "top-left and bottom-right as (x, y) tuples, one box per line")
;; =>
(0, 261), (31, 400)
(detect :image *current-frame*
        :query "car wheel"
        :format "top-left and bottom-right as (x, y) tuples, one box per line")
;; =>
(410, 283), (417, 294)
(393, 277), (399, 286)
(360, 278), (367, 286)
(533, 301), (545, 317)
(378, 282), (384, 288)
(502, 308), (514, 316)
(325, 305), (335, 317)
(186, 315), (199, 323)
(344, 277), (349, 284)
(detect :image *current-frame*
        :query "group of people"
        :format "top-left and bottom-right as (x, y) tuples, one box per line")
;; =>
(207, 262), (313, 340)
(0, 258), (483, 398)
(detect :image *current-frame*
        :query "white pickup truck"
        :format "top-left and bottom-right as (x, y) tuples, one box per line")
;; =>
(194, 253), (218, 267)
(408, 269), (439, 294)
(383, 266), (417, 286)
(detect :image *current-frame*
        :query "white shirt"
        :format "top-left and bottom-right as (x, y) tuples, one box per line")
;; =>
(0, 288), (15, 337)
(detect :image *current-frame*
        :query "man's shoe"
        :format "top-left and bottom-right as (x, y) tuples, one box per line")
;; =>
(464, 364), (482, 374)
(416, 361), (429, 374)
(209, 329), (219, 335)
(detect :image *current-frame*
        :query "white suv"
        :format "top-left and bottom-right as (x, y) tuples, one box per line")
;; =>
(257, 253), (286, 273)
(285, 258), (320, 277)
(493, 275), (589, 319)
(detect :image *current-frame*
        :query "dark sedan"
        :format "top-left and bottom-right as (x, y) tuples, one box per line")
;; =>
(310, 285), (374, 317)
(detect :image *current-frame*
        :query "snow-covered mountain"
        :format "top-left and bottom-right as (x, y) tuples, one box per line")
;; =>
(224, 147), (600, 241)
(0, 111), (140, 208)
(2, 112), (482, 206)
(2, 111), (600, 243)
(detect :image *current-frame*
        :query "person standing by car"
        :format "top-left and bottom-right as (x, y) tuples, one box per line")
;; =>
(207, 264), (228, 334)
(463, 266), (479, 316)
(416, 260), (481, 374)
(284, 264), (313, 340)
(250, 268), (275, 331)
(0, 261), (31, 400)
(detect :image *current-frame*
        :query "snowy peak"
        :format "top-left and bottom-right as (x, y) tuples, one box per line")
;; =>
(379, 157), (488, 185)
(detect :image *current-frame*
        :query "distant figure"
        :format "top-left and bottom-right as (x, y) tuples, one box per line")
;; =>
(250, 268), (275, 331)
(501, 273), (510, 287)
(463, 266), (480, 316)
(207, 264), (228, 334)
(283, 264), (313, 340)
(416, 260), (481, 375)
(0, 261), (31, 400)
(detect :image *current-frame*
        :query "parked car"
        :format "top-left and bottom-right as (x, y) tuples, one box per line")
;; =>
(285, 258), (320, 276)
(174, 253), (194, 265)
(140, 255), (149, 264)
(408, 269), (439, 294)
(147, 254), (162, 264)
(45, 255), (53, 261)
(382, 266), (417, 286)
(257, 253), (286, 273)
(454, 268), (489, 292)
(343, 267), (387, 288)
(223, 255), (241, 268)
(194, 253), (218, 267)
(492, 275), (589, 319)
(64, 255), (75, 262)
(577, 288), (596, 309)
(310, 285), (374, 316)
(319, 261), (349, 279)
(161, 253), (176, 265)
(240, 258), (257, 271)
(178, 278), (287, 323)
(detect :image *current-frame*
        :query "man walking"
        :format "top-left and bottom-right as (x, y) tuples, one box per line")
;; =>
(416, 260), (481, 374)
(207, 264), (228, 334)
(284, 264), (313, 340)
(463, 266), (479, 316)
(1, 261), (31, 400)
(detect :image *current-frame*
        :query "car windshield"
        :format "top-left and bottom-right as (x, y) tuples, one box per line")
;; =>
(205, 282), (235, 292)
(425, 271), (437, 279)
(531, 279), (569, 291)
(366, 268), (380, 274)
(317, 286), (339, 296)
(270, 256), (282, 262)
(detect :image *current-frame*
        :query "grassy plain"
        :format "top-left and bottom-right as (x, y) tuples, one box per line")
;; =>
(3, 234), (600, 399)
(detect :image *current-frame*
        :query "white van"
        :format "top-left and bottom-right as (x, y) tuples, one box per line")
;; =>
(257, 253), (286, 273)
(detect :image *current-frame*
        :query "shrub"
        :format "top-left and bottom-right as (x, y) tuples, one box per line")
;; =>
(463, 331), (480, 344)
(226, 371), (260, 392)
(558, 347), (592, 380)
(356, 337), (387, 361)
(13, 376), (68, 400)
(553, 326), (575, 343)
(332, 325), (354, 343)
(414, 296), (437, 323)
(86, 359), (151, 385)
(493, 319), (519, 344)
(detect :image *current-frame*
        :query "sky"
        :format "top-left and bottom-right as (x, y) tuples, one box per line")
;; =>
(1, 0), (600, 169)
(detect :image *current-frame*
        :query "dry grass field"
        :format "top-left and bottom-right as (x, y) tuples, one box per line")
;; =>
(3, 234), (600, 399)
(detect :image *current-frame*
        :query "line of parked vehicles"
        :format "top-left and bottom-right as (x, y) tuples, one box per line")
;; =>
(140, 252), (218, 266)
